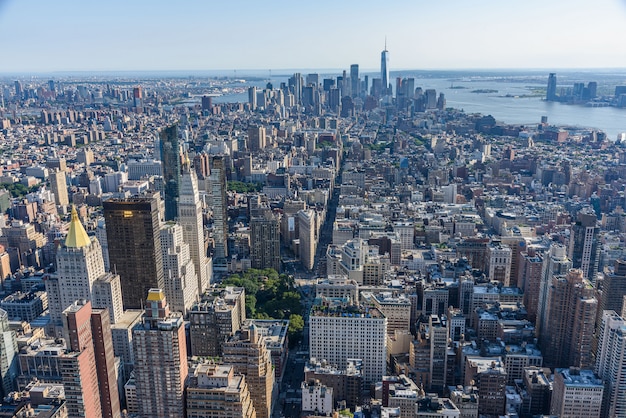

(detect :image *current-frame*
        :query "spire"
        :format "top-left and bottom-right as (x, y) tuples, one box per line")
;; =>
(65, 205), (91, 248)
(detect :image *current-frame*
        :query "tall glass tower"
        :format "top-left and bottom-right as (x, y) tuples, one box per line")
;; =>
(381, 41), (390, 96)
(160, 124), (180, 221)
(546, 73), (557, 101)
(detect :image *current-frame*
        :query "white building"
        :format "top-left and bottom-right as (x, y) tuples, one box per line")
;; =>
(46, 207), (105, 329)
(301, 380), (333, 415)
(179, 164), (211, 293)
(594, 310), (626, 418)
(309, 302), (387, 384)
(161, 223), (198, 315)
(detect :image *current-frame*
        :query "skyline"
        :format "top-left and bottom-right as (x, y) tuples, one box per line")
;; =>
(1, 0), (626, 73)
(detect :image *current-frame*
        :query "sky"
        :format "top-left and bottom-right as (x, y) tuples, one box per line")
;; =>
(1, 0), (626, 73)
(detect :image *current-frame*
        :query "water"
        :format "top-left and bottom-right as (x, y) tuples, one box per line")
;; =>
(214, 70), (626, 140)
(405, 75), (626, 140)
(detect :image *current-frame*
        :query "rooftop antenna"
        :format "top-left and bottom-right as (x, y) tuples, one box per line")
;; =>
(385, 36), (387, 51)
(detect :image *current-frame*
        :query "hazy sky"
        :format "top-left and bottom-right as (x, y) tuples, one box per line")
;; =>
(1, 0), (626, 73)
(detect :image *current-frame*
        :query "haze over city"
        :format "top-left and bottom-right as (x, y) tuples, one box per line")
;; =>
(2, 0), (626, 72)
(3, 1), (626, 417)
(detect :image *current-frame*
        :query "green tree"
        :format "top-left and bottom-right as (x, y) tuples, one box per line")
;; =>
(288, 314), (304, 334)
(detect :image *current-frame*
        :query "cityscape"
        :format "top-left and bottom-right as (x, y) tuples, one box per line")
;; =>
(2, 2), (626, 418)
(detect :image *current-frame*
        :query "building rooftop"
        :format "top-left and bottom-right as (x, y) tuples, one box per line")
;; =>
(64, 205), (91, 248)
(556, 368), (603, 388)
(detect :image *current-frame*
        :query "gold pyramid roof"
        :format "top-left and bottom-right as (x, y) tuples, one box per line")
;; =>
(65, 206), (91, 248)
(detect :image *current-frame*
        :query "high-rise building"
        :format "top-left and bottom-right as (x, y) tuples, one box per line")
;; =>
(248, 126), (266, 152)
(518, 248), (543, 323)
(594, 310), (626, 418)
(223, 325), (274, 418)
(599, 259), (626, 317)
(110, 309), (143, 381)
(350, 64), (359, 98)
(298, 209), (316, 271)
(248, 86), (257, 111)
(103, 194), (164, 310)
(572, 208), (600, 281)
(132, 289), (188, 417)
(92, 272), (124, 324)
(90, 308), (122, 418)
(540, 269), (597, 369)
(550, 368), (603, 418)
(428, 315), (448, 392)
(250, 209), (281, 272)
(288, 73), (303, 105)
(189, 286), (246, 357)
(133, 86), (143, 108)
(160, 124), (181, 221)
(546, 73), (557, 101)
(186, 362), (257, 418)
(49, 169), (69, 207)
(0, 308), (17, 399)
(61, 301), (103, 418)
(14, 80), (22, 100)
(309, 302), (387, 384)
(381, 42), (390, 96)
(179, 161), (211, 294)
(209, 156), (229, 261)
(160, 222), (198, 314)
(47, 206), (106, 328)
(536, 243), (571, 339)
(201, 95), (212, 111)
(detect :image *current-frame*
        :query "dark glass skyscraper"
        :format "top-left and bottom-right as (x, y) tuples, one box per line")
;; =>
(381, 43), (390, 96)
(546, 73), (557, 101)
(160, 124), (180, 221)
(350, 64), (359, 97)
(103, 193), (164, 309)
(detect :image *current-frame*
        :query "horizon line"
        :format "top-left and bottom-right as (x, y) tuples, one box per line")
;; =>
(2, 67), (626, 77)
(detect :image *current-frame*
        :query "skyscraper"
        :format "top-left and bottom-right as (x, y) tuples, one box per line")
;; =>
(598, 259), (626, 316)
(0, 308), (17, 399)
(250, 209), (281, 272)
(160, 124), (181, 221)
(350, 64), (359, 98)
(90, 308), (122, 418)
(595, 310), (626, 418)
(47, 206), (107, 328)
(536, 243), (571, 339)
(248, 86), (257, 111)
(160, 222), (198, 314)
(381, 42), (390, 96)
(132, 289), (188, 417)
(298, 209), (316, 271)
(223, 325), (274, 418)
(179, 160), (211, 294)
(546, 73), (557, 101)
(572, 208), (600, 281)
(49, 169), (69, 207)
(540, 268), (597, 369)
(103, 193), (164, 310)
(209, 156), (229, 261)
(61, 301), (103, 418)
